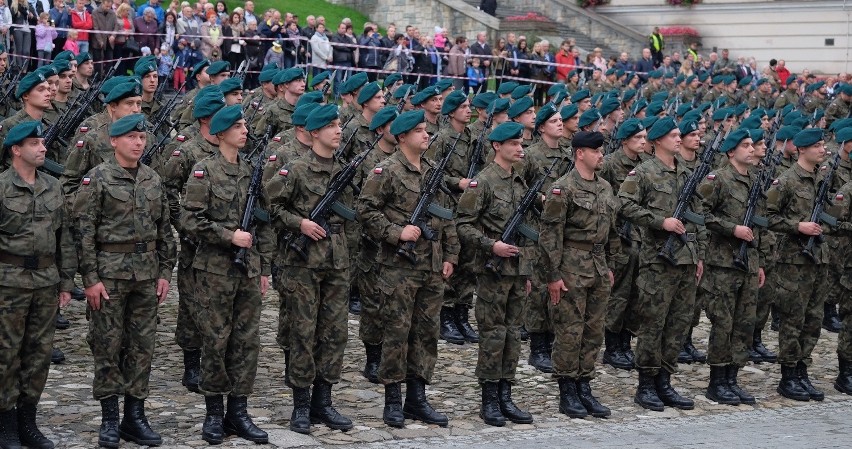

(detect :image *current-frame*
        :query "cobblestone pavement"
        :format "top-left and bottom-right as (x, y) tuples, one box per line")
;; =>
(44, 284), (851, 448)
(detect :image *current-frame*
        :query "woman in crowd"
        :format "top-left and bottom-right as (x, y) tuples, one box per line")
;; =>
(515, 38), (531, 85)
(492, 37), (507, 89)
(10, 0), (35, 69)
(114, 3), (135, 74)
(222, 11), (245, 70)
(679, 58), (694, 77)
(310, 22), (331, 76)
(358, 24), (382, 82)
(135, 7), (161, 56)
(200, 9), (222, 60)
(282, 19), (301, 69)
(215, 1), (228, 24)
(160, 11), (178, 52)
(48, 0), (70, 58)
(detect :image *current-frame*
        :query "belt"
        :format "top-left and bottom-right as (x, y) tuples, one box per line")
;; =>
(653, 230), (697, 242)
(565, 240), (605, 254)
(0, 252), (55, 270)
(328, 224), (343, 234)
(96, 241), (157, 254)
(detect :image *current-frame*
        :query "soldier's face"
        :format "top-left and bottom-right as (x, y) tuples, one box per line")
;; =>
(79, 60), (94, 77)
(211, 72), (229, 85)
(698, 118), (707, 135)
(221, 119), (249, 149)
(0, 53), (7, 72)
(494, 138), (523, 164)
(11, 138), (46, 168)
(142, 72), (158, 94)
(752, 140), (766, 162)
(225, 91), (242, 105)
(761, 116), (770, 130)
(24, 83), (52, 110)
(400, 123), (428, 153)
(656, 129), (681, 155)
(313, 119), (341, 151)
(731, 138), (755, 166)
(578, 98), (591, 112)
(197, 69), (211, 85)
(624, 130), (646, 155)
(492, 111), (508, 125)
(425, 96), (442, 115)
(681, 131), (701, 152)
(540, 114), (563, 139)
(47, 76), (59, 99)
(286, 79), (306, 96)
(111, 96), (143, 119)
(577, 147), (604, 171)
(564, 116), (579, 133)
(365, 93), (386, 113)
(799, 141), (826, 165)
(450, 100), (471, 124)
(58, 73), (73, 94)
(517, 108), (535, 129)
(111, 131), (147, 165)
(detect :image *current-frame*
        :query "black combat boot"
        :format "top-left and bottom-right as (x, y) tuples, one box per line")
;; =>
(201, 395), (225, 444)
(283, 350), (292, 388)
(402, 377), (448, 427)
(620, 330), (635, 364)
(527, 333), (554, 373)
(497, 379), (533, 424)
(182, 349), (201, 393)
(519, 325), (529, 341)
(439, 306), (465, 345)
(70, 285), (85, 301)
(796, 361), (824, 401)
(98, 397), (120, 448)
(454, 305), (480, 343)
(310, 381), (353, 431)
(770, 306), (780, 331)
(577, 378), (611, 418)
(479, 382), (505, 427)
(348, 286), (362, 315)
(683, 329), (706, 363)
(726, 365), (755, 405)
(776, 365), (810, 401)
(289, 387), (311, 434)
(50, 348), (64, 364)
(55, 309), (69, 330)
(17, 403), (52, 449)
(383, 383), (405, 428)
(654, 370), (694, 410)
(823, 302), (842, 333)
(603, 330), (632, 370)
(224, 396), (268, 443)
(362, 343), (381, 384)
(835, 357), (852, 395)
(705, 366), (740, 405)
(0, 407), (22, 449)
(556, 377), (587, 418)
(634, 371), (664, 412)
(119, 396), (161, 446)
(752, 330), (777, 363)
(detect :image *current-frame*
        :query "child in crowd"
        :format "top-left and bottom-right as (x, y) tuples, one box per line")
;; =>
(141, 46), (152, 57)
(63, 29), (79, 55)
(158, 44), (173, 91)
(467, 57), (486, 95)
(35, 12), (57, 67)
(264, 40), (285, 68)
(173, 38), (191, 92)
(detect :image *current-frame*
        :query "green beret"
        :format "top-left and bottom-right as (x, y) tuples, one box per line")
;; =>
(383, 72), (402, 88)
(646, 101), (664, 117)
(776, 125), (799, 141)
(749, 129), (765, 143)
(734, 103), (748, 117)
(37, 65), (58, 78)
(472, 92), (497, 109)
(534, 102), (559, 130)
(792, 117), (809, 129)
(712, 74), (725, 85)
(840, 84), (852, 96)
(573, 131), (605, 149)
(219, 78), (243, 95)
(507, 96), (534, 119)
(370, 106), (398, 132)
(783, 110), (803, 126)
(712, 107), (734, 121)
(813, 109), (825, 121)
(567, 70), (578, 79)
(605, 68), (616, 76)
(134, 55), (158, 76)
(511, 85), (532, 100)
(109, 113), (147, 137)
(836, 127), (852, 144)
(682, 110), (702, 123)
(647, 116), (677, 140)
(830, 118), (852, 132)
(726, 75), (737, 85)
(441, 90), (468, 115)
(651, 92), (670, 104)
(756, 78), (769, 87)
(296, 91), (325, 107)
(552, 91), (568, 106)
(54, 50), (75, 63)
(310, 70), (332, 88)
(686, 75), (697, 84)
(410, 86), (440, 106)
(739, 76), (753, 87)
(393, 84), (415, 100)
(719, 128), (751, 153)
(664, 72), (675, 79)
(781, 104), (795, 117)
(793, 128), (824, 147)
(488, 121), (524, 143)
(616, 69), (625, 78)
(489, 98), (511, 115)
(390, 110), (425, 136)
(806, 80), (825, 93)
(622, 89), (637, 102)
(292, 102), (320, 127)
(209, 105), (244, 134)
(599, 98), (621, 117)
(633, 99), (649, 112)
(497, 81), (518, 95)
(676, 103), (692, 118)
(75, 52), (92, 65)
(698, 72), (710, 83)
(648, 70), (662, 80)
(3, 121), (44, 149)
(104, 79), (142, 104)
(570, 89), (590, 103)
(560, 104), (580, 121)
(258, 65), (279, 83)
(435, 79), (453, 93)
(274, 67), (305, 85)
(739, 115), (762, 130)
(675, 75), (685, 85)
(99, 76), (132, 95)
(190, 59), (210, 79)
(547, 83), (566, 97)
(304, 104), (339, 132)
(206, 60), (231, 76)
(341, 72), (368, 95)
(591, 93), (603, 106)
(357, 81), (382, 105)
(714, 97), (728, 109)
(192, 88), (226, 119)
(642, 116), (659, 130)
(616, 118), (644, 140)
(578, 108), (601, 128)
(751, 108), (767, 118)
(53, 60), (72, 75)
(678, 119), (699, 136)
(787, 74), (799, 84)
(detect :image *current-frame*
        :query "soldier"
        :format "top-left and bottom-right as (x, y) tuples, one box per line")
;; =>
(254, 67), (305, 138)
(508, 97), (536, 148)
(309, 70), (334, 100)
(469, 92), (498, 144)
(774, 76), (801, 110)
(219, 78), (244, 106)
(171, 60), (211, 125)
(571, 89), (592, 113)
(828, 126), (852, 395)
(747, 79), (773, 110)
(541, 130), (619, 419)
(455, 122), (535, 427)
(410, 86), (443, 137)
(181, 105), (273, 444)
(600, 118), (648, 370)
(597, 98), (623, 148)
(134, 56), (162, 121)
(380, 73), (403, 105)
(697, 129), (762, 406)
(0, 72), (54, 172)
(766, 128), (829, 402)
(641, 71), (663, 101)
(618, 117), (705, 412)
(242, 64), (278, 111)
(0, 121), (75, 449)
(177, 60), (230, 129)
(560, 104), (580, 144)
(71, 52), (94, 102)
(44, 61), (74, 133)
(803, 81), (829, 115)
(263, 102), (319, 180)
(337, 72), (368, 126)
(357, 110), (460, 428)
(341, 81), (386, 163)
(826, 84), (852, 128)
(72, 114), (176, 447)
(577, 108), (602, 133)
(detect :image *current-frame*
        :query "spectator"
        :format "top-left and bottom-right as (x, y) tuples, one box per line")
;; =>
(243, 18), (261, 85)
(777, 59), (791, 87)
(173, 37), (190, 90)
(659, 55), (675, 76)
(215, 1), (227, 24)
(358, 24), (382, 81)
(515, 38), (531, 84)
(469, 31), (492, 81)
(158, 43), (172, 83)
(679, 58), (694, 77)
(492, 36), (506, 87)
(301, 14), (316, 39)
(648, 26), (664, 66)
(259, 9), (282, 55)
(263, 40), (284, 67)
(222, 11), (244, 69)
(408, 27), (429, 89)
(135, 7), (161, 57)
(309, 22), (330, 75)
(243, 0), (256, 24)
(63, 29), (79, 54)
(70, 0), (93, 55)
(199, 10), (221, 60)
(34, 12), (55, 67)
(379, 23), (395, 59)
(345, 22), (358, 69)
(92, 0), (117, 76)
(433, 26), (447, 53)
(331, 21), (355, 94)
(120, 0), (137, 21)
(282, 19), (301, 68)
(114, 3), (134, 73)
(591, 47), (607, 72)
(671, 51), (682, 73)
(388, 33), (412, 74)
(447, 35), (468, 91)
(480, 0), (496, 16)
(420, 35), (439, 85)
(11, 0), (36, 68)
(614, 51), (631, 72)
(48, 0), (70, 58)
(146, 0), (165, 25)
(0, 0), (11, 57)
(634, 47), (654, 82)
(554, 40), (573, 81)
(160, 11), (178, 50)
(467, 57), (485, 94)
(176, 5), (200, 38)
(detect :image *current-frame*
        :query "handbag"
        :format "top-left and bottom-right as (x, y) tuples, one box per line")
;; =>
(125, 37), (140, 54)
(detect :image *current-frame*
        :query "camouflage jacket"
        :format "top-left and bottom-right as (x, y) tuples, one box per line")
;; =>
(173, 86), (201, 127)
(766, 162), (828, 265)
(803, 95), (828, 115)
(747, 91), (773, 110)
(262, 137), (311, 186)
(160, 135), (219, 228)
(601, 149), (650, 244)
(72, 160), (176, 286)
(0, 168), (76, 290)
(0, 110), (53, 171)
(338, 102), (358, 126)
(340, 112), (373, 162)
(515, 139), (574, 195)
(427, 125), (474, 194)
(826, 97), (852, 126)
(255, 98), (295, 138)
(141, 97), (163, 122)
(773, 89), (800, 110)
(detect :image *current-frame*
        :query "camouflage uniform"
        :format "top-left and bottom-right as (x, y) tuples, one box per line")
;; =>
(0, 169), (75, 411)
(802, 95), (828, 115)
(141, 98), (163, 122)
(357, 151), (460, 383)
(747, 91), (773, 110)
(826, 97), (852, 128)
(0, 111), (52, 172)
(73, 160), (176, 399)
(255, 99), (295, 138)
(828, 180), (852, 362)
(773, 89), (800, 111)
(540, 170), (619, 378)
(181, 152), (274, 395)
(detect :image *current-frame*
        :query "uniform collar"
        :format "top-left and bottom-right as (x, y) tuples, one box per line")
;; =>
(9, 168), (48, 195)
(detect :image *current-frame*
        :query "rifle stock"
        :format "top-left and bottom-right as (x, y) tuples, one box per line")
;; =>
(233, 124), (274, 274)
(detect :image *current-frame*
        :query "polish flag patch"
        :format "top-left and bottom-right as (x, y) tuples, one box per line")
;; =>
(373, 167), (383, 174)
(706, 174), (716, 180)
(552, 188), (561, 195)
(193, 170), (204, 178)
(469, 180), (478, 188)
(177, 135), (186, 142)
(279, 169), (288, 176)
(772, 179), (779, 185)
(268, 154), (277, 161)
(628, 170), (636, 176)
(82, 177), (90, 185)
(171, 150), (181, 157)
(79, 126), (88, 133)
(76, 140), (84, 148)
(837, 194), (845, 201)
(273, 136), (282, 142)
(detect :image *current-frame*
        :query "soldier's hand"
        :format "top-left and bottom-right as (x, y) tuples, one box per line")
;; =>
(300, 219), (327, 241)
(459, 178), (472, 190)
(86, 282), (110, 311)
(525, 279), (532, 295)
(758, 267), (766, 288)
(232, 230), (254, 247)
(662, 217), (685, 234)
(260, 276), (270, 296)
(696, 260), (704, 283)
(58, 291), (72, 308)
(548, 279), (568, 305)
(608, 270), (615, 286)
(442, 262), (454, 279)
(492, 241), (520, 257)
(156, 278), (170, 304)
(733, 225), (754, 242)
(400, 225), (421, 242)
(797, 222), (823, 236)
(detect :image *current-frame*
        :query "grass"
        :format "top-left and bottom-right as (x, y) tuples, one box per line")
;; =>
(237, 0), (373, 32)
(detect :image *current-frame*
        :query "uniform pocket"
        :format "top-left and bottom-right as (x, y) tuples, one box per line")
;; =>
(0, 193), (30, 235)
(145, 187), (163, 221)
(209, 184), (236, 220)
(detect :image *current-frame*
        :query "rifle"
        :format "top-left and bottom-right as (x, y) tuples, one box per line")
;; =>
(234, 59), (249, 81)
(395, 86), (413, 114)
(802, 150), (840, 263)
(607, 120), (621, 155)
(150, 78), (189, 135)
(332, 115), (357, 161)
(289, 133), (382, 260)
(233, 124), (274, 274)
(0, 64), (24, 106)
(321, 69), (337, 96)
(657, 127), (728, 265)
(396, 132), (462, 264)
(484, 158), (559, 277)
(733, 165), (772, 271)
(466, 106), (494, 179)
(140, 118), (181, 166)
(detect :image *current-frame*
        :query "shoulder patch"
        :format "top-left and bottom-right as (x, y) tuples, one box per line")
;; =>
(837, 193), (845, 201)
(373, 167), (383, 174)
(193, 170), (204, 178)
(820, 165), (828, 171)
(81, 177), (90, 185)
(273, 136), (281, 142)
(627, 170), (636, 176)
(177, 135), (186, 142)
(469, 180), (477, 188)
(171, 150), (181, 157)
(552, 187), (561, 195)
(76, 140), (84, 148)
(268, 154), (277, 161)
(278, 168), (288, 176)
(79, 126), (88, 133)
(772, 179), (779, 185)
(706, 173), (716, 180)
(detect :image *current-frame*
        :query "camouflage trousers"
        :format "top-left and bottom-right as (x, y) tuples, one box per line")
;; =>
(526, 281), (552, 334)
(0, 285), (57, 411)
(701, 266), (758, 367)
(375, 266), (444, 384)
(88, 278), (158, 400)
(174, 260), (201, 351)
(273, 263), (290, 350)
(634, 263), (697, 375)
(442, 264), (476, 308)
(774, 263), (827, 367)
(605, 245), (640, 335)
(550, 269), (610, 379)
(755, 265), (778, 331)
(357, 266), (383, 345)
(474, 274), (526, 381)
(280, 266), (349, 389)
(192, 270), (261, 396)
(824, 242), (843, 307)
